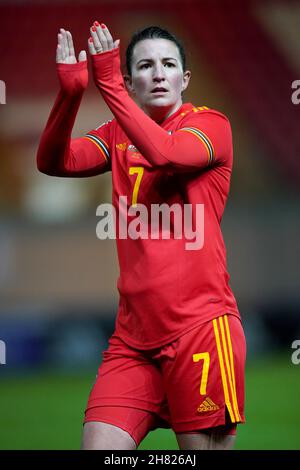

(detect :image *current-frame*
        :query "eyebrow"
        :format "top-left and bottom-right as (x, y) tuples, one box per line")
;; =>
(137, 57), (178, 65)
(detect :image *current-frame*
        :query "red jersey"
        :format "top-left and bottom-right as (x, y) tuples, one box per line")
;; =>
(37, 49), (240, 349)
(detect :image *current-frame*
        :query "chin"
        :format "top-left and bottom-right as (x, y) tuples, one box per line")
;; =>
(147, 98), (174, 109)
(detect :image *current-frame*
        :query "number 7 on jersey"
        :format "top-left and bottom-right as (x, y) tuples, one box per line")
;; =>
(129, 166), (144, 207)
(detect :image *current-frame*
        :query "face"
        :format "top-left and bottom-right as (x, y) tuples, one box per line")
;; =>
(126, 38), (191, 121)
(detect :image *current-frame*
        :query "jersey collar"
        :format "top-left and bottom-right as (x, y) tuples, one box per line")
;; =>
(161, 103), (194, 127)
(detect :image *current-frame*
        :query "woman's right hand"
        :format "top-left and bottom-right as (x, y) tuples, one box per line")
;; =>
(56, 28), (86, 64)
(56, 28), (88, 94)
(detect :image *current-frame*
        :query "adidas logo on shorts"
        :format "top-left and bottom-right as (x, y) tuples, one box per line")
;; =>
(197, 397), (220, 412)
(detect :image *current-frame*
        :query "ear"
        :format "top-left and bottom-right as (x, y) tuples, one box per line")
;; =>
(124, 74), (135, 95)
(182, 70), (191, 92)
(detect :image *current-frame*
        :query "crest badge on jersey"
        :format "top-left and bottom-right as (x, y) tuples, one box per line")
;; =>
(127, 144), (141, 159)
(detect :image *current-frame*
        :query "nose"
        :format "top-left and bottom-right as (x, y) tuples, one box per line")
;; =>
(152, 63), (165, 83)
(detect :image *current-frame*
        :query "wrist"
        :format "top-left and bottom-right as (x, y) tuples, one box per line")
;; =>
(56, 60), (88, 95)
(91, 47), (123, 90)
(56, 60), (87, 72)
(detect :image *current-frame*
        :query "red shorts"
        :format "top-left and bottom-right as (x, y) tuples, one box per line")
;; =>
(84, 314), (246, 446)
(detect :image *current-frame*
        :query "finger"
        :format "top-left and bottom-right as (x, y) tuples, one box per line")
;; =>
(56, 33), (64, 61)
(64, 29), (70, 57)
(90, 26), (104, 53)
(66, 31), (75, 58)
(88, 37), (97, 55)
(56, 44), (63, 63)
(114, 39), (120, 49)
(60, 28), (69, 57)
(58, 33), (66, 61)
(58, 32), (63, 46)
(59, 29), (66, 58)
(92, 22), (108, 52)
(100, 23), (114, 50)
(78, 50), (87, 62)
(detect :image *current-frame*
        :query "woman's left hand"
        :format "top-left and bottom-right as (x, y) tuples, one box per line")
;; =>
(88, 21), (120, 55)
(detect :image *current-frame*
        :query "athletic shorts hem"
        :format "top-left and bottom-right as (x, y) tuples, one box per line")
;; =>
(173, 413), (245, 433)
(83, 417), (139, 447)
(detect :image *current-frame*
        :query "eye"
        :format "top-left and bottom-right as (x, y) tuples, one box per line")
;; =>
(140, 63), (151, 69)
(164, 62), (176, 67)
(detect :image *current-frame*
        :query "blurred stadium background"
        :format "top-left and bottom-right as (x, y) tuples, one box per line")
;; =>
(0, 0), (300, 450)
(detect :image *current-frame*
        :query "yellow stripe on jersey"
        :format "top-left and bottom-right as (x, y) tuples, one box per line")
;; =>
(179, 127), (215, 165)
(213, 318), (236, 423)
(218, 316), (241, 422)
(84, 133), (110, 163)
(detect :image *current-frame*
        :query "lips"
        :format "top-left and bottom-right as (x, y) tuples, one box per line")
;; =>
(151, 87), (168, 93)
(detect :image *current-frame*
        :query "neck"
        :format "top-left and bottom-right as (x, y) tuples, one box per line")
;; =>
(143, 100), (182, 123)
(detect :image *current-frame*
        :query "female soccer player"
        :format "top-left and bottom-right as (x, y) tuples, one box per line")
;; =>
(37, 22), (246, 450)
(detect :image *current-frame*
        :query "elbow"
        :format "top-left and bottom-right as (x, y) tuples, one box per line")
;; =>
(37, 166), (60, 177)
(36, 156), (50, 175)
(36, 159), (47, 175)
(36, 160), (46, 175)
(36, 145), (50, 175)
(37, 167), (54, 176)
(36, 145), (65, 176)
(36, 156), (58, 177)
(150, 154), (171, 169)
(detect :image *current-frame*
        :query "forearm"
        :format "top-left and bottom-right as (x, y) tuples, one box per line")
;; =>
(36, 87), (83, 176)
(36, 57), (103, 177)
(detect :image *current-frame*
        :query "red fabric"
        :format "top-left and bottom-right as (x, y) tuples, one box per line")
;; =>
(37, 49), (240, 349)
(84, 315), (245, 437)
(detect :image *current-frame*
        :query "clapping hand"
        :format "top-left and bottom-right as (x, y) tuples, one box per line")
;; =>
(56, 28), (87, 64)
(88, 21), (120, 55)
